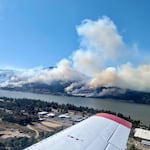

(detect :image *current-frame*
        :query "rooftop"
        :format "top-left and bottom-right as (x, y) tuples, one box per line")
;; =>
(38, 111), (48, 115)
(134, 128), (150, 141)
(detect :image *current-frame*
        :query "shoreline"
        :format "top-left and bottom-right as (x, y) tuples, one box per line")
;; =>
(1, 88), (150, 105)
(0, 89), (150, 125)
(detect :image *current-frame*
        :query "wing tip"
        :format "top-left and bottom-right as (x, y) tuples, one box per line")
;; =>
(95, 113), (132, 129)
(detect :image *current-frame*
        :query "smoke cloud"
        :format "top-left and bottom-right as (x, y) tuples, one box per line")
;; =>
(71, 16), (150, 92)
(0, 16), (150, 93)
(0, 59), (83, 87)
(73, 16), (124, 76)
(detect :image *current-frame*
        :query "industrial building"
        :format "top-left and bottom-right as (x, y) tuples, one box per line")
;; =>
(134, 128), (150, 141)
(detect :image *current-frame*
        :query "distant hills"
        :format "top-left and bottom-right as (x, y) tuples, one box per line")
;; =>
(0, 68), (150, 104)
(2, 81), (150, 105)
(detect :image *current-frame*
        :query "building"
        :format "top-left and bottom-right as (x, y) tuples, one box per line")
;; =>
(75, 117), (87, 123)
(58, 114), (71, 119)
(141, 140), (150, 148)
(134, 128), (150, 141)
(46, 113), (55, 118)
(38, 111), (48, 118)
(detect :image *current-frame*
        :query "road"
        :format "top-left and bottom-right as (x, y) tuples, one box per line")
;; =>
(27, 125), (39, 138)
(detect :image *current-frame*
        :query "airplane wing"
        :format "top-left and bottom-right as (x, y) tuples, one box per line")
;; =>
(24, 113), (132, 150)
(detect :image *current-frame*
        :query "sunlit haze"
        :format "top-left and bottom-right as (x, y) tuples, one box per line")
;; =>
(0, 0), (150, 92)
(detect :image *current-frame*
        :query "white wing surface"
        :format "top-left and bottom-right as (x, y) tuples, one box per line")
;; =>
(24, 113), (132, 150)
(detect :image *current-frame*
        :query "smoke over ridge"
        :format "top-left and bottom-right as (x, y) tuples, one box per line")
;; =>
(0, 16), (150, 93)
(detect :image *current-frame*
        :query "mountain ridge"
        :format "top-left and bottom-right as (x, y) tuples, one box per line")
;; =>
(0, 68), (150, 104)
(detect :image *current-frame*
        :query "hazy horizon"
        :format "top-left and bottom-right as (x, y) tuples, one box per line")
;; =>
(0, 0), (150, 92)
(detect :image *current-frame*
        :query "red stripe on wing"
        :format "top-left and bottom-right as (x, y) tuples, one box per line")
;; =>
(95, 113), (132, 129)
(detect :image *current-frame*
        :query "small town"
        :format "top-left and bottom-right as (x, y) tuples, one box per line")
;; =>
(0, 97), (149, 150)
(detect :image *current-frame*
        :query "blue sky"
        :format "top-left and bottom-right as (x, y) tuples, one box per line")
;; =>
(0, 0), (149, 69)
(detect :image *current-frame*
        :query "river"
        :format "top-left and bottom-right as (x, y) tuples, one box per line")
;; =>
(0, 89), (150, 125)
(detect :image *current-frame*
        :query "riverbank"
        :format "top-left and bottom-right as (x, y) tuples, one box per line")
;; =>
(0, 89), (150, 125)
(1, 87), (150, 105)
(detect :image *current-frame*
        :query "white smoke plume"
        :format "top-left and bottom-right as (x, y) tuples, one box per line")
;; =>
(73, 16), (125, 76)
(0, 16), (150, 93)
(98, 88), (126, 97)
(26, 59), (82, 84)
(0, 59), (83, 87)
(71, 16), (150, 92)
(89, 63), (150, 92)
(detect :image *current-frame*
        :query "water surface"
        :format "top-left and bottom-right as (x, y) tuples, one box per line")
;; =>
(0, 89), (149, 125)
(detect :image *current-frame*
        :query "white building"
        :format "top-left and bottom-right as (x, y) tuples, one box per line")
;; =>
(38, 111), (48, 118)
(134, 128), (150, 141)
(46, 113), (55, 118)
(58, 114), (70, 119)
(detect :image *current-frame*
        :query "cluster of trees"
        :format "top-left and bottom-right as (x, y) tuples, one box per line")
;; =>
(0, 97), (53, 125)
(0, 137), (37, 150)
